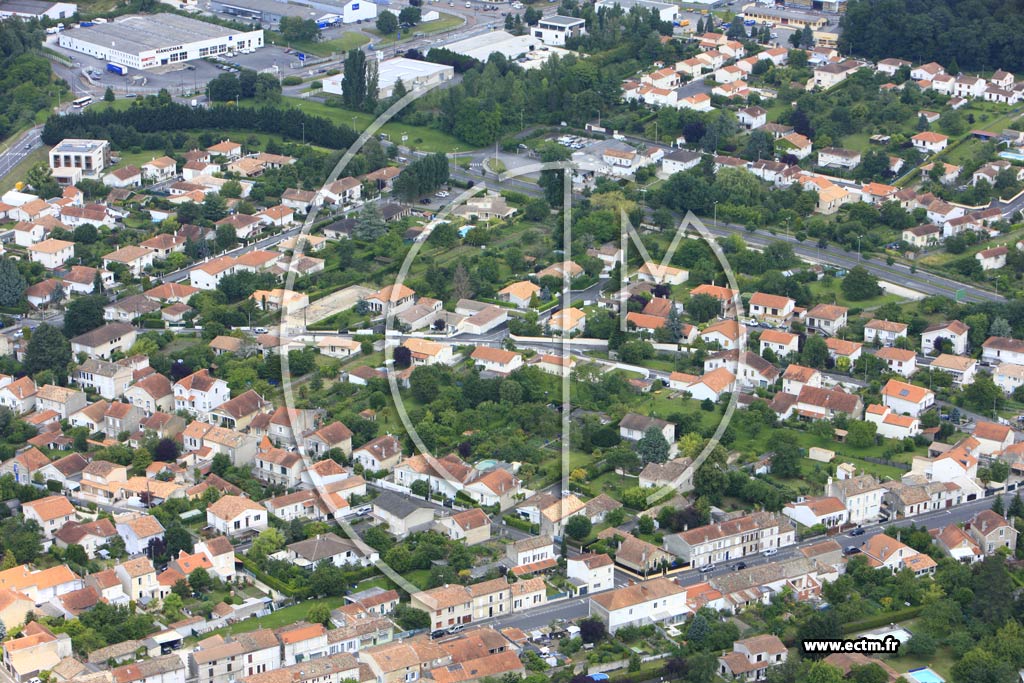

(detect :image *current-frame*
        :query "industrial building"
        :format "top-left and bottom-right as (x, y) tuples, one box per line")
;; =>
(0, 0), (76, 20)
(323, 57), (453, 98)
(445, 30), (571, 68)
(212, 0), (376, 25)
(739, 4), (830, 29)
(56, 13), (264, 70)
(210, 0), (319, 27)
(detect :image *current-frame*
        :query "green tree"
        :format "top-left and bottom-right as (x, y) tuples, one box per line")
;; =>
(686, 293), (721, 323)
(399, 6), (421, 25)
(840, 266), (881, 301)
(354, 201), (387, 240)
(637, 426), (671, 465)
(801, 335), (829, 369)
(687, 612), (709, 645)
(220, 179), (242, 199)
(104, 87), (115, 102)
(63, 295), (106, 337)
(307, 604), (332, 626)
(410, 479), (430, 499)
(0, 259), (26, 307)
(950, 647), (1018, 683)
(279, 16), (319, 42)
(250, 527), (285, 559)
(376, 11), (398, 35)
(565, 515), (592, 540)
(847, 420), (877, 448)
(255, 72), (282, 102)
(188, 567), (213, 595)
(25, 324), (70, 378)
(26, 162), (58, 199)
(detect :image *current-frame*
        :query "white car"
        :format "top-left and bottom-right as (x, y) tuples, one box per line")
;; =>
(762, 548), (779, 557)
(435, 190), (450, 198)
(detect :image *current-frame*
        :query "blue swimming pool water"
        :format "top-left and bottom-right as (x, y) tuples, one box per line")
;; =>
(908, 667), (945, 683)
(999, 151), (1024, 162)
(459, 225), (475, 237)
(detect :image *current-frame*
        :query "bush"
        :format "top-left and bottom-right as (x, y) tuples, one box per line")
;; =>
(281, 76), (303, 86)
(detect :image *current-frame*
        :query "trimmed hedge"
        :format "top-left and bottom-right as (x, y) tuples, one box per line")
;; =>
(840, 605), (924, 634)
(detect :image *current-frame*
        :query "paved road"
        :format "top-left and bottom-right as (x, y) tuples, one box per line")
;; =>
(481, 487), (1018, 633)
(0, 127), (43, 183)
(448, 165), (1004, 304)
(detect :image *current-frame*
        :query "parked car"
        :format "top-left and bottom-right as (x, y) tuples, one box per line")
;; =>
(447, 623), (465, 634)
(732, 561), (747, 571)
(843, 546), (861, 555)
(762, 548), (779, 557)
(698, 563), (716, 573)
(430, 630), (447, 639)
(850, 527), (866, 536)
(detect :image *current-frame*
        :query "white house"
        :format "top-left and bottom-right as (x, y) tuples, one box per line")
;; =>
(207, 495), (268, 537)
(864, 319), (908, 346)
(531, 15), (586, 46)
(922, 320), (969, 356)
(566, 553), (615, 595)
(881, 379), (934, 417)
(589, 577), (688, 633)
(782, 496), (849, 529)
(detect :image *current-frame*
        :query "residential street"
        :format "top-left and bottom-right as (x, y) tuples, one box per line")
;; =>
(446, 167), (1004, 304)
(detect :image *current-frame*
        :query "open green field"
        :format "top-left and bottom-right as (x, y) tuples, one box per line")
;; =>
(283, 97), (462, 153)
(203, 596), (349, 637)
(273, 32), (369, 57)
(808, 278), (907, 310)
(366, 12), (465, 45)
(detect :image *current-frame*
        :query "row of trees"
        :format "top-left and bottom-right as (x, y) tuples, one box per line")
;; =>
(392, 152), (449, 201)
(839, 0), (1024, 72)
(206, 70), (283, 103)
(42, 97), (358, 151)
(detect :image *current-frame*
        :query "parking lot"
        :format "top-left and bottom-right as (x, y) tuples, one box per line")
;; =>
(50, 40), (297, 97)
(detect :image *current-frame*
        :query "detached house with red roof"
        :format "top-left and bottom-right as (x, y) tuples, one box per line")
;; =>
(717, 635), (788, 682)
(173, 369), (229, 419)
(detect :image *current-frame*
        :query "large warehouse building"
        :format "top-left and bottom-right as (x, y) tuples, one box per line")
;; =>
(323, 57), (453, 98)
(0, 0), (77, 20)
(56, 13), (264, 70)
(211, 0), (376, 26)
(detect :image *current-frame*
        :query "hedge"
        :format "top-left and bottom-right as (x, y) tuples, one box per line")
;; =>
(840, 605), (924, 634)
(503, 516), (539, 534)
(238, 555), (298, 597)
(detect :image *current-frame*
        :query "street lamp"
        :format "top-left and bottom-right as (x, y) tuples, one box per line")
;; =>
(713, 200), (719, 227)
(857, 235), (862, 260)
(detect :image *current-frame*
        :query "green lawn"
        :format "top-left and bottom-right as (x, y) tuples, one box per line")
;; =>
(277, 32), (369, 57)
(808, 278), (906, 310)
(283, 97), (463, 153)
(206, 596), (349, 636)
(366, 12), (465, 45)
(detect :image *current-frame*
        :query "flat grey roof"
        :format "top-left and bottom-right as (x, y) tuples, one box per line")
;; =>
(212, 0), (314, 19)
(539, 14), (585, 26)
(0, 0), (64, 14)
(52, 138), (108, 153)
(61, 13), (244, 55)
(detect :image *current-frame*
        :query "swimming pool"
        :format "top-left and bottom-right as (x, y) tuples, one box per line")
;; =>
(907, 667), (945, 683)
(458, 225), (475, 237)
(999, 151), (1024, 162)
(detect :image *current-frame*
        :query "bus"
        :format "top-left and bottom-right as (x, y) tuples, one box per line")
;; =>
(71, 96), (93, 109)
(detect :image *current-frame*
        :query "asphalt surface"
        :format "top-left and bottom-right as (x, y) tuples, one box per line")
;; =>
(447, 165), (1004, 304)
(482, 487), (1019, 633)
(0, 127), (43, 183)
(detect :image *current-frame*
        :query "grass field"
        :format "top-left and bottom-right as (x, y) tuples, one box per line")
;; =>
(276, 32), (369, 57)
(366, 12), (465, 45)
(809, 278), (906, 310)
(205, 596), (349, 636)
(283, 97), (462, 153)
